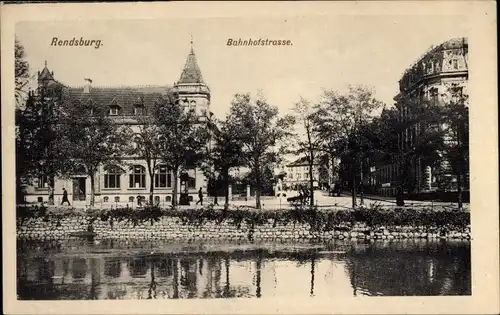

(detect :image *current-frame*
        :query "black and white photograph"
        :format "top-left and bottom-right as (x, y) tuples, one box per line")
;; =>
(2, 1), (498, 314)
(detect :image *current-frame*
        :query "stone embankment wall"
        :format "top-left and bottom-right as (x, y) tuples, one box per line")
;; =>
(17, 216), (471, 241)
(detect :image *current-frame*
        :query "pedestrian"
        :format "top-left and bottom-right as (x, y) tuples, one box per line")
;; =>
(61, 188), (71, 206)
(196, 187), (203, 205)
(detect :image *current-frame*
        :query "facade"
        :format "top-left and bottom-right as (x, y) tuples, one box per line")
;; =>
(382, 37), (469, 196)
(280, 156), (321, 189)
(23, 45), (211, 205)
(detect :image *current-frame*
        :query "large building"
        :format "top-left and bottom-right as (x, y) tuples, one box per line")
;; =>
(378, 37), (469, 196)
(23, 44), (211, 205)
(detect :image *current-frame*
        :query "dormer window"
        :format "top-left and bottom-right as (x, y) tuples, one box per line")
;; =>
(109, 107), (119, 116)
(109, 97), (121, 116)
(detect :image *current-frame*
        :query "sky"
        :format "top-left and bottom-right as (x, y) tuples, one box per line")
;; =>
(16, 16), (469, 119)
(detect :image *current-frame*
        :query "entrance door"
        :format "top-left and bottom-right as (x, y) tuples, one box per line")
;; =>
(72, 178), (86, 201)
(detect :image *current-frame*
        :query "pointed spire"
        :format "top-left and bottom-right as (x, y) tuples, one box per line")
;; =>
(38, 60), (54, 82)
(178, 39), (204, 84)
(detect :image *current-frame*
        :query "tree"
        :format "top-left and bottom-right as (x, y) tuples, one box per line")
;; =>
(134, 109), (165, 205)
(15, 37), (31, 107)
(155, 95), (210, 207)
(315, 86), (384, 208)
(442, 84), (469, 209)
(293, 97), (322, 206)
(394, 93), (446, 204)
(201, 116), (243, 209)
(226, 93), (295, 209)
(15, 82), (71, 204)
(59, 99), (132, 206)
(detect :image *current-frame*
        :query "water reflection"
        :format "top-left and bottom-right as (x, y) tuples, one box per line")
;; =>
(17, 239), (470, 299)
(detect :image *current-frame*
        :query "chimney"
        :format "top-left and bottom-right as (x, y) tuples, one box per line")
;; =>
(83, 78), (92, 93)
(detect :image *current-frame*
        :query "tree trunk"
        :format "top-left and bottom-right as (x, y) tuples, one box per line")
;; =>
(90, 172), (95, 207)
(330, 153), (336, 189)
(149, 170), (154, 205)
(255, 165), (261, 210)
(457, 125), (463, 210)
(309, 160), (314, 207)
(255, 183), (261, 210)
(457, 172), (463, 210)
(396, 153), (405, 206)
(172, 167), (178, 207)
(224, 170), (230, 210)
(359, 158), (364, 205)
(48, 175), (55, 205)
(351, 162), (357, 208)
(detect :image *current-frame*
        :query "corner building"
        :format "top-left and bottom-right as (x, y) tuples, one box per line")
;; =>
(25, 46), (211, 205)
(392, 37), (469, 195)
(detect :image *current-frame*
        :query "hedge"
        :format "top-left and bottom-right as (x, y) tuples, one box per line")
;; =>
(17, 204), (470, 234)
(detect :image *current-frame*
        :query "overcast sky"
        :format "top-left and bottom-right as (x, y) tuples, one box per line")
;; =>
(16, 16), (469, 119)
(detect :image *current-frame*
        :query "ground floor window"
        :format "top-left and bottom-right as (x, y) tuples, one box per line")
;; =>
(155, 165), (172, 188)
(129, 165), (146, 188)
(187, 175), (196, 188)
(104, 167), (121, 188)
(37, 174), (48, 189)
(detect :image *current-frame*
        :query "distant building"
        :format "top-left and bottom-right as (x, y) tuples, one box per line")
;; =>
(380, 37), (469, 196)
(23, 44), (211, 205)
(280, 156), (325, 189)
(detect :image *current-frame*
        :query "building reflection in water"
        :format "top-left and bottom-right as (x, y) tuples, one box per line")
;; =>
(17, 239), (471, 299)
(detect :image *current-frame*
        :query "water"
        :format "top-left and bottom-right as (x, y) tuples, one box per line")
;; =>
(17, 238), (471, 299)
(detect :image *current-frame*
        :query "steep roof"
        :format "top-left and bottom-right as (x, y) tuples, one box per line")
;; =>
(38, 60), (56, 82)
(66, 86), (168, 115)
(178, 48), (204, 84)
(38, 67), (54, 81)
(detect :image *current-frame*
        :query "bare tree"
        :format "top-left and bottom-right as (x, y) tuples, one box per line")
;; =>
(293, 97), (323, 207)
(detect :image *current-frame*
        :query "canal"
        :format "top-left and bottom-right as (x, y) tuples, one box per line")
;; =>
(17, 238), (471, 299)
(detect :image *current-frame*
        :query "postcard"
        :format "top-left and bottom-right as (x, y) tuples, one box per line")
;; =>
(1, 1), (498, 314)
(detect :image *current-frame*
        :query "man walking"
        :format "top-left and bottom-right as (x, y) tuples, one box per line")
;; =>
(61, 188), (71, 206)
(196, 187), (203, 205)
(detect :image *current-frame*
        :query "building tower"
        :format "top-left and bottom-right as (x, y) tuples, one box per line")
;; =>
(173, 39), (210, 119)
(37, 60), (56, 87)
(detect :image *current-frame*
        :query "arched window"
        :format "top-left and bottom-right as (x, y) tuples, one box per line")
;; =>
(104, 166), (122, 189)
(129, 165), (146, 188)
(155, 165), (172, 188)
